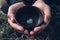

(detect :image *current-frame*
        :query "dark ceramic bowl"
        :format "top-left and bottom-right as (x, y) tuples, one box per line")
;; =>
(14, 6), (44, 31)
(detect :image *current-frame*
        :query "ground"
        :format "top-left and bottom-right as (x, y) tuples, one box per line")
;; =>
(0, 0), (60, 40)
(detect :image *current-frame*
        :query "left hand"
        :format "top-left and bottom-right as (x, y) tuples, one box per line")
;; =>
(7, 2), (29, 35)
(29, 1), (51, 36)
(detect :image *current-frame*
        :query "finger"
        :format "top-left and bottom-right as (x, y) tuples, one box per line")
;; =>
(34, 27), (41, 33)
(7, 15), (15, 24)
(44, 15), (51, 24)
(7, 6), (15, 21)
(8, 18), (24, 33)
(7, 13), (14, 19)
(43, 5), (51, 23)
(24, 29), (29, 35)
(34, 23), (47, 33)
(30, 31), (35, 36)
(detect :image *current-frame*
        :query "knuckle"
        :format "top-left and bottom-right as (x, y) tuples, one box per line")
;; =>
(9, 6), (13, 10)
(7, 14), (10, 18)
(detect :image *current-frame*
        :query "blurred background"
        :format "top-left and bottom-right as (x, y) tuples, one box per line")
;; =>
(0, 0), (60, 40)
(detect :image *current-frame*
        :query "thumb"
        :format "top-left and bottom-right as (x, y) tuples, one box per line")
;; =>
(11, 16), (15, 23)
(11, 16), (14, 21)
(44, 15), (51, 24)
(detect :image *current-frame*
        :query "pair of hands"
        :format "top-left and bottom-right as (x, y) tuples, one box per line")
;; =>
(7, 1), (51, 36)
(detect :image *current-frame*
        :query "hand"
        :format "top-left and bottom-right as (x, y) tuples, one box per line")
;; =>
(7, 2), (29, 35)
(29, 1), (51, 36)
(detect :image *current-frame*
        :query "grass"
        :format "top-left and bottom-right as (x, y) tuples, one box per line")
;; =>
(0, 0), (49, 39)
(0, 10), (50, 40)
(0, 0), (60, 40)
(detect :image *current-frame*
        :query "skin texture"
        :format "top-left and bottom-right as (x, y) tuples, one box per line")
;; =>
(7, 0), (51, 38)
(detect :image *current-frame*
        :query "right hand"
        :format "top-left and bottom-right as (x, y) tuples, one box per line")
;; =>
(7, 2), (29, 35)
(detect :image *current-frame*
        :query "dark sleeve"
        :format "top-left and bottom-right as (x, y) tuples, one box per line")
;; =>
(44, 0), (60, 6)
(44, 0), (60, 13)
(6, 0), (23, 5)
(23, 0), (37, 5)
